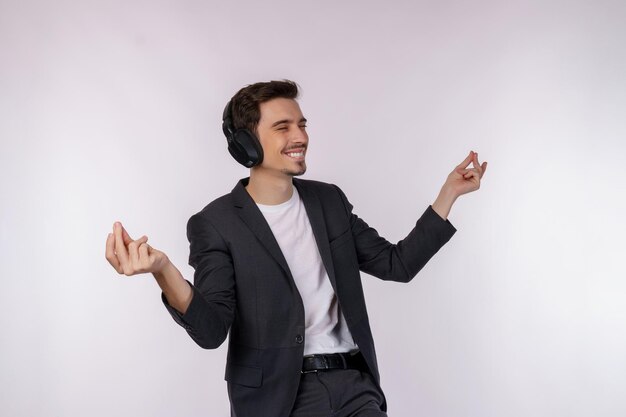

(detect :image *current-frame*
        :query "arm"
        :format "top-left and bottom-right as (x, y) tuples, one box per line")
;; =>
(431, 185), (457, 221)
(160, 213), (236, 349)
(153, 261), (193, 314)
(105, 221), (190, 309)
(333, 184), (457, 283)
(331, 150), (487, 283)
(105, 215), (235, 350)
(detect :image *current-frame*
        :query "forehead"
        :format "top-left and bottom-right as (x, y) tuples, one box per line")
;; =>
(258, 98), (304, 126)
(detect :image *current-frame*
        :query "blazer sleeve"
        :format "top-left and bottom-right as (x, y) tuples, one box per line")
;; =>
(161, 213), (236, 349)
(332, 184), (457, 283)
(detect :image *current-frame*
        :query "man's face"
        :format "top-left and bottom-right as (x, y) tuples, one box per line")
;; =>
(255, 98), (309, 177)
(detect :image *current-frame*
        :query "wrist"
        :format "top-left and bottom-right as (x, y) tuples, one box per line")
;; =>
(432, 186), (457, 220)
(152, 257), (174, 281)
(439, 184), (458, 201)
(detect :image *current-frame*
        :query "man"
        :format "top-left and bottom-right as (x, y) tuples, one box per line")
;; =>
(105, 80), (487, 417)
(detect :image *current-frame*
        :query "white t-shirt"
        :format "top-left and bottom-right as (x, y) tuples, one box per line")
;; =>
(256, 185), (358, 355)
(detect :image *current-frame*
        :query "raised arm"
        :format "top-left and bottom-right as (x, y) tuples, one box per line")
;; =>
(333, 185), (457, 283)
(332, 150), (487, 283)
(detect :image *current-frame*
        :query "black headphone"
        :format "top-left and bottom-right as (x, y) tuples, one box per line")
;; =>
(221, 100), (264, 168)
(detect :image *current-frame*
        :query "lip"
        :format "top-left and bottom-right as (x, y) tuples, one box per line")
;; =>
(283, 149), (306, 161)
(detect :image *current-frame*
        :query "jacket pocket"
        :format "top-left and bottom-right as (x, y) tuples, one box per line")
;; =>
(224, 363), (263, 388)
(329, 228), (352, 249)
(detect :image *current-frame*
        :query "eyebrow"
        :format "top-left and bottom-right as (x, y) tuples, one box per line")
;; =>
(271, 117), (308, 128)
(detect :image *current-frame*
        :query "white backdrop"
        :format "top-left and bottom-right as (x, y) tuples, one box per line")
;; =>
(1, 0), (625, 416)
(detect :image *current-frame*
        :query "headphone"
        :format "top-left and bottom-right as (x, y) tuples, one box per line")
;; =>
(221, 100), (264, 168)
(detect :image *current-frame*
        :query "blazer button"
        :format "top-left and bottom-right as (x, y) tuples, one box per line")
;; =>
(295, 334), (303, 344)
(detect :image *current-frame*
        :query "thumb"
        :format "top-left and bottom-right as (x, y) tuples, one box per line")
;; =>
(120, 224), (134, 245)
(456, 151), (473, 168)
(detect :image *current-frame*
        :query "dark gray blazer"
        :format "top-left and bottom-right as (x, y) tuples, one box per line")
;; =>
(162, 176), (457, 417)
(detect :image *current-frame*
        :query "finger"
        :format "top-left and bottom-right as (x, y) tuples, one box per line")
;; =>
(129, 235), (148, 268)
(464, 170), (480, 184)
(147, 245), (157, 263)
(473, 152), (483, 175)
(138, 241), (149, 259)
(147, 245), (163, 267)
(113, 222), (130, 271)
(457, 151), (474, 169)
(138, 242), (151, 267)
(463, 167), (478, 176)
(105, 233), (122, 273)
(482, 161), (487, 176)
(121, 225), (133, 246)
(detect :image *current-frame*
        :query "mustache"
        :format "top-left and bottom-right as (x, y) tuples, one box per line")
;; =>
(284, 146), (306, 152)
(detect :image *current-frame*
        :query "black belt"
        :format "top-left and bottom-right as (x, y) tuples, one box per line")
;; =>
(301, 351), (367, 374)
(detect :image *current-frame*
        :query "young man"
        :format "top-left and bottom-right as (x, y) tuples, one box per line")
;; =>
(105, 80), (487, 417)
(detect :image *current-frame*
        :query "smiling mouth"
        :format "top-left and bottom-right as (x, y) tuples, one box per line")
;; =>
(283, 149), (305, 160)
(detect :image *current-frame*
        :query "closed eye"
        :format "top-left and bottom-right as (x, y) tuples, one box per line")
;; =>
(276, 125), (307, 131)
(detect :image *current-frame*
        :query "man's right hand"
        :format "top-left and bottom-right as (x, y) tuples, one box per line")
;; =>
(105, 222), (170, 276)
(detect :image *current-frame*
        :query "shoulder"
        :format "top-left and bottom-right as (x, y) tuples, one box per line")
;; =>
(295, 177), (346, 197)
(188, 191), (235, 226)
(202, 192), (232, 212)
(295, 177), (353, 213)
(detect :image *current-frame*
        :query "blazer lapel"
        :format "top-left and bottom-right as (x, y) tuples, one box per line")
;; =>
(293, 178), (338, 292)
(232, 177), (295, 282)
(231, 177), (338, 292)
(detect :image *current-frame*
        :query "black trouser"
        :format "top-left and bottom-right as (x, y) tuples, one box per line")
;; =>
(290, 368), (388, 417)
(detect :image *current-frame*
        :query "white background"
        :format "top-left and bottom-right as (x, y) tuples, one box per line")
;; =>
(1, 0), (625, 416)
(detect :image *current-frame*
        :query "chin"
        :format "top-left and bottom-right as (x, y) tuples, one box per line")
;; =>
(289, 169), (306, 177)
(283, 166), (307, 177)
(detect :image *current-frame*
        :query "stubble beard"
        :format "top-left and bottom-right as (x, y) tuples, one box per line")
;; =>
(282, 162), (307, 177)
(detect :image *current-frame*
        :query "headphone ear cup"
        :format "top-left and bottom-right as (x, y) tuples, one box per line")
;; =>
(230, 129), (264, 168)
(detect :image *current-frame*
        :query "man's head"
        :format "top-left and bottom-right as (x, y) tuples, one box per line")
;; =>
(227, 80), (308, 177)
(230, 80), (299, 135)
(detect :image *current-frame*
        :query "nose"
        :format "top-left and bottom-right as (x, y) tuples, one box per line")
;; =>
(292, 126), (308, 144)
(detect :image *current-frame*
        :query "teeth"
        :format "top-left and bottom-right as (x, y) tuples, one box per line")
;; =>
(287, 152), (304, 157)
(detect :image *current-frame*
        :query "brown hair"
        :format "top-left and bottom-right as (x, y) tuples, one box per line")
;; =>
(230, 79), (300, 135)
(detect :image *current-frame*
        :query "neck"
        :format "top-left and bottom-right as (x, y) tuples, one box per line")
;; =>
(245, 168), (294, 205)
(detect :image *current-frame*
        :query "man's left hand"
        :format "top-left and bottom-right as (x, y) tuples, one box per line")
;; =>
(445, 150), (487, 198)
